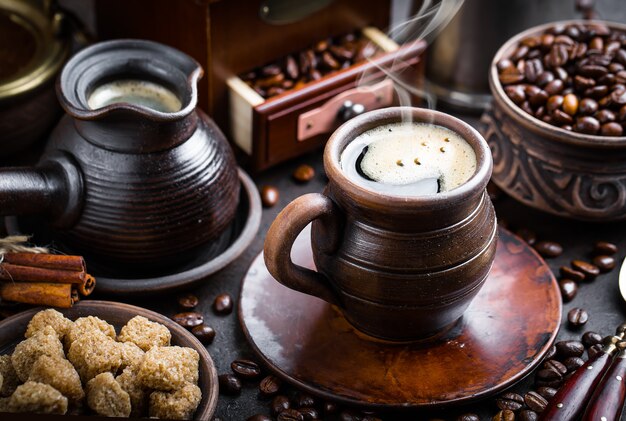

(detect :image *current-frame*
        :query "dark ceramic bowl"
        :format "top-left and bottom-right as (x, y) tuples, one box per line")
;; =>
(484, 19), (626, 221)
(0, 300), (218, 420)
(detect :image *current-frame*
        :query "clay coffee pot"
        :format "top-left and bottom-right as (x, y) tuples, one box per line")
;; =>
(0, 40), (240, 267)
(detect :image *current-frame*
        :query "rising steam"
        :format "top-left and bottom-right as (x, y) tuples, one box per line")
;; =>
(358, 0), (466, 118)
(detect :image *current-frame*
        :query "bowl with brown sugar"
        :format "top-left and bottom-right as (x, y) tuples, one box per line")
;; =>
(483, 19), (626, 221)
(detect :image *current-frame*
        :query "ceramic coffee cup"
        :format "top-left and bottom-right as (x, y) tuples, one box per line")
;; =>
(264, 107), (497, 341)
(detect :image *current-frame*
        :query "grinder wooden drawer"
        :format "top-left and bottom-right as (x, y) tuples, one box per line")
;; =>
(228, 27), (426, 171)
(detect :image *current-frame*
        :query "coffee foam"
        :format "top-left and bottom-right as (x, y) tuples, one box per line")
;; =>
(340, 122), (477, 195)
(88, 79), (182, 113)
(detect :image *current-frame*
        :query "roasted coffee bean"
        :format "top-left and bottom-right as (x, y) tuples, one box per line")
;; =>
(546, 95), (564, 111)
(588, 343), (603, 359)
(323, 402), (337, 415)
(314, 39), (329, 53)
(259, 375), (282, 396)
(330, 45), (354, 61)
(231, 359), (261, 379)
(536, 367), (562, 381)
(559, 279), (578, 302)
(519, 410), (538, 421)
(582, 331), (603, 347)
(278, 409), (304, 421)
(568, 307), (589, 327)
(547, 44), (569, 67)
(574, 75), (596, 91)
(535, 378), (562, 389)
(537, 386), (558, 400)
(177, 293), (199, 309)
(525, 85), (541, 97)
(321, 52), (340, 70)
(534, 241), (563, 258)
(498, 59), (515, 72)
(293, 393), (316, 408)
(595, 109), (616, 122)
(293, 164), (315, 182)
(218, 373), (242, 395)
(555, 340), (585, 358)
(172, 312), (203, 328)
(505, 85), (526, 104)
(493, 409), (515, 421)
(247, 415), (271, 421)
(537, 71), (555, 86)
(562, 93), (579, 115)
(261, 185), (280, 208)
(500, 71), (525, 85)
(339, 410), (362, 421)
(592, 254), (616, 272)
(593, 240), (618, 255)
(213, 293), (233, 314)
(529, 90), (549, 107)
(552, 109), (574, 125)
(542, 359), (568, 375)
(299, 407), (319, 420)
(600, 121), (623, 136)
(192, 325), (216, 344)
(586, 84), (609, 98)
(560, 266), (585, 282)
(262, 64), (282, 77)
(525, 59), (544, 82)
(571, 260), (600, 280)
(563, 356), (585, 372)
(545, 79), (565, 95)
(525, 391), (548, 412)
(496, 392), (525, 411)
(271, 395), (291, 416)
(457, 414), (480, 421)
(578, 97), (599, 114)
(515, 228), (537, 245)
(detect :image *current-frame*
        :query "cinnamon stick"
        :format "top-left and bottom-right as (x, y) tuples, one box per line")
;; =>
(0, 282), (77, 308)
(0, 263), (86, 284)
(2, 253), (85, 272)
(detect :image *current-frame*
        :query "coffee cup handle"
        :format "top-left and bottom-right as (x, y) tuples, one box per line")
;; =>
(264, 193), (343, 307)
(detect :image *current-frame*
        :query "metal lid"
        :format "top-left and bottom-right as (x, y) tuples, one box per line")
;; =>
(0, 0), (69, 100)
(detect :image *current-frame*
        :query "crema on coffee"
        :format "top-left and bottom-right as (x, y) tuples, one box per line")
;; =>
(88, 79), (182, 113)
(340, 122), (477, 196)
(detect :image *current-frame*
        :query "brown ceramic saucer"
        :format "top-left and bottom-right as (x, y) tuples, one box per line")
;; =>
(239, 225), (561, 409)
(0, 300), (218, 420)
(4, 168), (261, 295)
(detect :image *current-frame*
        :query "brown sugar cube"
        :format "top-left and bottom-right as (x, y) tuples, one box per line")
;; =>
(149, 382), (202, 420)
(11, 326), (65, 382)
(8, 381), (68, 414)
(25, 309), (73, 341)
(29, 355), (84, 403)
(68, 330), (122, 383)
(119, 341), (145, 370)
(64, 316), (116, 350)
(117, 366), (148, 417)
(86, 372), (132, 417)
(0, 397), (8, 412)
(118, 315), (171, 351)
(0, 355), (19, 397)
(138, 346), (199, 391)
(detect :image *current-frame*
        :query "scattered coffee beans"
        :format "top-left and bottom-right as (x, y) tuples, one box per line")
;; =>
(571, 260), (600, 281)
(261, 185), (280, 208)
(259, 375), (282, 396)
(534, 241), (563, 258)
(536, 386), (557, 400)
(524, 391), (548, 412)
(493, 409), (515, 421)
(592, 255), (616, 272)
(593, 241), (618, 255)
(177, 293), (199, 309)
(555, 340), (585, 358)
(298, 407), (319, 421)
(559, 266), (585, 282)
(293, 393), (316, 408)
(172, 312), (204, 328)
(213, 293), (234, 315)
(293, 164), (315, 183)
(498, 22), (626, 137)
(568, 307), (589, 327)
(558, 279), (578, 302)
(271, 395), (291, 416)
(241, 31), (379, 99)
(519, 409), (539, 421)
(323, 402), (337, 415)
(191, 324), (216, 344)
(231, 359), (262, 379)
(457, 414), (480, 421)
(277, 408), (304, 421)
(582, 331), (602, 347)
(562, 356), (585, 372)
(496, 392), (525, 411)
(588, 343), (604, 359)
(219, 373), (242, 395)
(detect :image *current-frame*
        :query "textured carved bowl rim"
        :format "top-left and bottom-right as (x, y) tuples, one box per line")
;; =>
(325, 107), (493, 212)
(490, 19), (626, 149)
(0, 300), (219, 420)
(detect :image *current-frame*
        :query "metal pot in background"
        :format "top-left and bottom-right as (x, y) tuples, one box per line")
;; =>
(0, 0), (72, 161)
(420, 0), (626, 113)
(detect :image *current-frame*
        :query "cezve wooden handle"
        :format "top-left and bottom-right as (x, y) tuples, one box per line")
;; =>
(581, 342), (626, 421)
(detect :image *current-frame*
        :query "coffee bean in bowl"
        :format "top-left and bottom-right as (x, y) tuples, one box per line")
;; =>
(485, 20), (626, 221)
